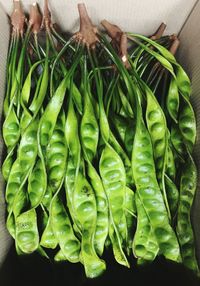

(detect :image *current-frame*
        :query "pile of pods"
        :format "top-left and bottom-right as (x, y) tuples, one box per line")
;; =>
(2, 0), (199, 278)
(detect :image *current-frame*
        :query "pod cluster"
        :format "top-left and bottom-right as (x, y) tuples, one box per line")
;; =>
(2, 0), (199, 278)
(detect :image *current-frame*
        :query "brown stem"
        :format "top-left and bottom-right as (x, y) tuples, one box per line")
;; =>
(101, 19), (122, 44)
(120, 34), (130, 69)
(101, 19), (130, 68)
(169, 38), (180, 56)
(42, 0), (51, 30)
(150, 22), (166, 40)
(75, 3), (99, 49)
(169, 34), (177, 41)
(29, 3), (42, 34)
(11, 0), (25, 36)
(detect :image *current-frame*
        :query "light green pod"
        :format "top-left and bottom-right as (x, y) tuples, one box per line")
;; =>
(73, 171), (106, 278)
(51, 196), (80, 263)
(15, 209), (39, 254)
(133, 193), (159, 263)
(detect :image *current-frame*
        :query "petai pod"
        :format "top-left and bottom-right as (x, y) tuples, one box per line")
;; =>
(176, 154), (199, 275)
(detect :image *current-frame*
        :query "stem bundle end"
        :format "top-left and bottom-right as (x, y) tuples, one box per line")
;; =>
(101, 19), (130, 68)
(29, 3), (42, 34)
(150, 22), (167, 40)
(11, 0), (25, 36)
(43, 0), (51, 31)
(75, 3), (99, 49)
(169, 38), (180, 56)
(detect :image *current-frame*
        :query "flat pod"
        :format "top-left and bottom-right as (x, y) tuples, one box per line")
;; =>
(124, 120), (135, 159)
(166, 143), (176, 181)
(166, 77), (179, 123)
(73, 171), (106, 278)
(65, 99), (80, 167)
(100, 144), (129, 265)
(124, 187), (136, 252)
(6, 119), (38, 213)
(100, 144), (127, 234)
(178, 96), (196, 153)
(65, 154), (81, 232)
(111, 114), (128, 143)
(145, 84), (167, 181)
(51, 196), (80, 263)
(109, 132), (133, 187)
(176, 155), (199, 274)
(54, 249), (66, 262)
(40, 214), (58, 249)
(45, 111), (67, 204)
(65, 99), (81, 232)
(80, 82), (108, 255)
(3, 100), (20, 150)
(86, 162), (109, 256)
(133, 193), (159, 263)
(15, 209), (39, 254)
(165, 175), (179, 219)
(171, 124), (186, 159)
(28, 158), (47, 208)
(81, 88), (99, 161)
(132, 102), (180, 262)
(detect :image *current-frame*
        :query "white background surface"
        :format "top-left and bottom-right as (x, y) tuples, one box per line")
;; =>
(0, 0), (198, 35)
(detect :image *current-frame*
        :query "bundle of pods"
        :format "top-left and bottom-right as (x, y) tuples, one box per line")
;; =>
(2, 0), (199, 278)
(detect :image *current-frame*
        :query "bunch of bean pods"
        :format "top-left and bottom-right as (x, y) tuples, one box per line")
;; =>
(2, 0), (199, 278)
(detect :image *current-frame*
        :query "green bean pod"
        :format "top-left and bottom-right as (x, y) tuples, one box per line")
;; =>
(65, 98), (81, 232)
(20, 60), (43, 131)
(178, 96), (196, 153)
(166, 77), (179, 123)
(144, 83), (170, 217)
(176, 154), (199, 274)
(40, 215), (58, 249)
(175, 65), (191, 99)
(166, 143), (176, 181)
(117, 85), (134, 118)
(2, 30), (33, 179)
(109, 132), (133, 187)
(124, 120), (135, 159)
(38, 62), (77, 247)
(99, 146), (126, 228)
(44, 111), (67, 207)
(81, 84), (108, 256)
(28, 158), (46, 208)
(100, 144), (129, 266)
(171, 124), (186, 159)
(80, 89), (99, 161)
(73, 170), (106, 278)
(165, 175), (179, 219)
(133, 193), (159, 263)
(132, 102), (180, 262)
(40, 112), (67, 248)
(89, 48), (129, 266)
(124, 187), (136, 253)
(2, 99), (20, 181)
(111, 114), (127, 143)
(86, 163), (109, 256)
(11, 119), (41, 252)
(51, 195), (80, 263)
(15, 209), (39, 254)
(2, 99), (19, 149)
(5, 119), (38, 211)
(6, 185), (28, 239)
(54, 249), (66, 262)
